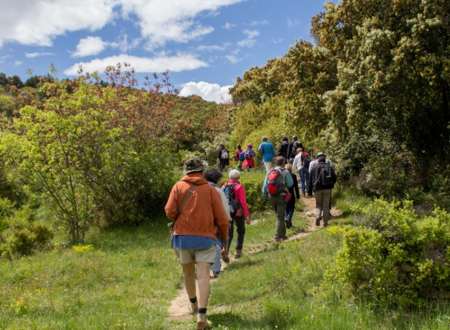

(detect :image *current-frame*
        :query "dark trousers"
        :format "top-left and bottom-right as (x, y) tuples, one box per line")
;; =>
(227, 213), (246, 251)
(268, 194), (287, 239)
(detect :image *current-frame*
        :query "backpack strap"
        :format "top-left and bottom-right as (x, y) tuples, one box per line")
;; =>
(178, 185), (198, 216)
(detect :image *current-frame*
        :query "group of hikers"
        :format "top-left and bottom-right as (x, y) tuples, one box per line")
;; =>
(165, 136), (337, 330)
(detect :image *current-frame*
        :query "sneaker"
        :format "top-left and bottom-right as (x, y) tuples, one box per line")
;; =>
(315, 218), (321, 226)
(235, 249), (242, 259)
(285, 220), (292, 229)
(196, 314), (211, 329)
(213, 271), (220, 278)
(190, 301), (198, 316)
(222, 252), (230, 263)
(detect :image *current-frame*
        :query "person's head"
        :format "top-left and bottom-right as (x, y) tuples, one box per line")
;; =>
(275, 156), (286, 167)
(292, 135), (298, 141)
(262, 136), (268, 142)
(317, 152), (326, 163)
(247, 143), (253, 148)
(285, 164), (293, 173)
(184, 158), (208, 175)
(204, 169), (223, 185)
(297, 147), (304, 153)
(312, 154), (317, 160)
(282, 137), (288, 142)
(229, 169), (240, 180)
(220, 143), (225, 149)
(237, 144), (241, 149)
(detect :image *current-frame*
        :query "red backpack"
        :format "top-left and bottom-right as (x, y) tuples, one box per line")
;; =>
(267, 169), (286, 195)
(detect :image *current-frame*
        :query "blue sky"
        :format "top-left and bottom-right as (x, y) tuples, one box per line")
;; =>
(0, 0), (334, 102)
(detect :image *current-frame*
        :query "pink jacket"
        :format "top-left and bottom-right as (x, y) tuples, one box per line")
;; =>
(223, 180), (250, 217)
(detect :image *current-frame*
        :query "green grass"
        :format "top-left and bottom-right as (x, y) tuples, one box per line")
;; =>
(2, 187), (450, 329)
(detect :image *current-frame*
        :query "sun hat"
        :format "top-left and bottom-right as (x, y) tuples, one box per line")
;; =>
(247, 143), (253, 147)
(317, 152), (326, 159)
(184, 157), (208, 175)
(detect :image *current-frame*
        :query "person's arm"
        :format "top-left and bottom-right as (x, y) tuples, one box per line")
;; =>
(262, 173), (269, 199)
(164, 184), (180, 220)
(250, 149), (256, 157)
(308, 169), (314, 195)
(294, 175), (300, 199)
(287, 143), (292, 160)
(292, 155), (299, 172)
(285, 171), (293, 188)
(258, 144), (263, 152)
(236, 184), (250, 218)
(212, 188), (230, 247)
(219, 189), (232, 221)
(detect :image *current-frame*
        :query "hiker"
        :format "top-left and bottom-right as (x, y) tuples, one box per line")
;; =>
(309, 152), (334, 174)
(307, 153), (337, 227)
(240, 143), (256, 171)
(217, 144), (230, 172)
(204, 169), (232, 278)
(287, 136), (304, 164)
(285, 164), (300, 229)
(277, 137), (289, 160)
(292, 147), (311, 197)
(262, 156), (294, 241)
(234, 144), (243, 171)
(258, 136), (276, 172)
(222, 169), (251, 261)
(165, 158), (229, 329)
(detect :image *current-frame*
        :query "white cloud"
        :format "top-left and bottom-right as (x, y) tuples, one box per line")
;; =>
(197, 45), (225, 52)
(0, 0), (245, 49)
(25, 52), (55, 58)
(250, 20), (268, 26)
(223, 22), (236, 30)
(272, 38), (283, 44)
(71, 36), (107, 58)
(243, 29), (259, 39)
(287, 18), (301, 28)
(179, 81), (232, 103)
(0, 0), (115, 48)
(237, 39), (256, 48)
(225, 55), (241, 64)
(64, 54), (208, 75)
(14, 61), (22, 66)
(109, 33), (141, 52)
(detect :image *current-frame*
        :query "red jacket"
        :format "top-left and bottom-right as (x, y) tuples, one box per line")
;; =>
(165, 173), (229, 242)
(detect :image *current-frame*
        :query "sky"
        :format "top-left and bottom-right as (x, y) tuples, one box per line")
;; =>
(0, 0), (334, 103)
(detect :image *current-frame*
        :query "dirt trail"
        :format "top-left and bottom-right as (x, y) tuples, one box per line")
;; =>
(167, 195), (342, 322)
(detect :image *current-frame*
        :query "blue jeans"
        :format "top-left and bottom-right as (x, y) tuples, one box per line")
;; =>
(298, 167), (309, 194)
(211, 244), (221, 273)
(285, 209), (294, 221)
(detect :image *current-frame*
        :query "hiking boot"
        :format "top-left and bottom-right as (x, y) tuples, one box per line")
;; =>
(213, 271), (220, 278)
(235, 249), (243, 259)
(222, 252), (230, 263)
(285, 220), (292, 229)
(316, 218), (321, 226)
(323, 221), (329, 227)
(190, 301), (198, 316)
(196, 314), (211, 329)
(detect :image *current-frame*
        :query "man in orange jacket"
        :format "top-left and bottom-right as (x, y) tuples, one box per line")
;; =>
(165, 158), (229, 330)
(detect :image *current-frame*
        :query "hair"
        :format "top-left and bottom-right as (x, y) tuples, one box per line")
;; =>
(237, 144), (241, 149)
(318, 157), (326, 163)
(282, 137), (288, 142)
(285, 164), (293, 173)
(312, 154), (317, 160)
(220, 143), (225, 148)
(204, 169), (223, 184)
(229, 169), (240, 180)
(262, 136), (268, 142)
(275, 156), (286, 166)
(292, 135), (298, 141)
(297, 147), (303, 153)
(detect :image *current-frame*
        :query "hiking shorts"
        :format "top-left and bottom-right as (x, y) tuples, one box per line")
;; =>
(173, 245), (216, 264)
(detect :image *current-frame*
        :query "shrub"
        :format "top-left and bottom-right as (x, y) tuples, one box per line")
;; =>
(0, 207), (53, 259)
(234, 171), (269, 213)
(326, 199), (450, 307)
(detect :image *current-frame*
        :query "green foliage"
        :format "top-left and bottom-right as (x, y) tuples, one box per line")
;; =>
(327, 199), (450, 307)
(237, 171), (269, 213)
(0, 207), (53, 259)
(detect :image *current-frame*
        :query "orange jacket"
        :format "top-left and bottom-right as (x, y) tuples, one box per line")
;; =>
(165, 173), (229, 243)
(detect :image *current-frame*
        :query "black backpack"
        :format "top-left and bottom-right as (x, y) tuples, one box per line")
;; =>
(223, 183), (241, 213)
(320, 165), (337, 186)
(301, 152), (311, 169)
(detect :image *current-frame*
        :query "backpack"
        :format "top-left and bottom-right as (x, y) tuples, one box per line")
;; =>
(291, 141), (300, 157)
(301, 152), (311, 169)
(267, 168), (286, 195)
(220, 149), (229, 160)
(244, 149), (251, 160)
(320, 165), (337, 186)
(223, 183), (241, 213)
(238, 151), (245, 161)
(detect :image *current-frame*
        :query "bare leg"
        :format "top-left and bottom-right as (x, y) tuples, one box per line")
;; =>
(181, 261), (196, 299)
(196, 262), (211, 308)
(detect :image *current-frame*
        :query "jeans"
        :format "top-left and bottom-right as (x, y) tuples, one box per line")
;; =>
(264, 162), (272, 172)
(285, 209), (294, 221)
(268, 194), (287, 239)
(298, 167), (309, 195)
(211, 244), (221, 273)
(228, 214), (246, 251)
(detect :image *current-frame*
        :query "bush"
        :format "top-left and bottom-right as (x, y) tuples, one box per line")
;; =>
(0, 207), (53, 258)
(234, 171), (269, 213)
(326, 199), (450, 307)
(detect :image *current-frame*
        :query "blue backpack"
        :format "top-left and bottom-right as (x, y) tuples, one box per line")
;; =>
(238, 151), (245, 161)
